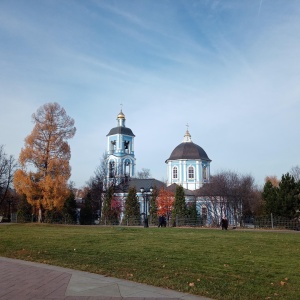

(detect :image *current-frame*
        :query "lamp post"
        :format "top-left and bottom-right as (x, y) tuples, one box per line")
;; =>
(140, 186), (153, 228)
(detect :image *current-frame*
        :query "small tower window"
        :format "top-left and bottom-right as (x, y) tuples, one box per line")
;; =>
(109, 161), (115, 178)
(188, 166), (194, 179)
(110, 140), (116, 153)
(203, 166), (207, 180)
(124, 141), (130, 153)
(173, 166), (178, 179)
(125, 160), (130, 177)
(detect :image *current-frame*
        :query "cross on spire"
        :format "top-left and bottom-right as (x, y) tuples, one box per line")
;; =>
(183, 123), (192, 142)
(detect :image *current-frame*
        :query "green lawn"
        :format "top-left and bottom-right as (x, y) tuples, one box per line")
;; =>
(0, 224), (299, 300)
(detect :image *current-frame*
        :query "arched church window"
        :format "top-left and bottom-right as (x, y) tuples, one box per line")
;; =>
(173, 166), (178, 179)
(124, 141), (130, 153)
(188, 166), (194, 179)
(109, 161), (115, 178)
(110, 140), (116, 154)
(125, 160), (130, 177)
(203, 166), (207, 180)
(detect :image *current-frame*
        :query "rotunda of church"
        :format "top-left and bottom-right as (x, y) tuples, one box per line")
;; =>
(165, 129), (211, 190)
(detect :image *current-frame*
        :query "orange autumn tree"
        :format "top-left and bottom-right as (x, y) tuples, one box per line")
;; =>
(156, 188), (174, 222)
(265, 176), (279, 187)
(14, 102), (76, 219)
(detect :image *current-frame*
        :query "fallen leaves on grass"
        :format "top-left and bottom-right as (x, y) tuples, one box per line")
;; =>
(280, 278), (288, 286)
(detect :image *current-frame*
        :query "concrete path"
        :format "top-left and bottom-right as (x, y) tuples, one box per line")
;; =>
(0, 257), (212, 300)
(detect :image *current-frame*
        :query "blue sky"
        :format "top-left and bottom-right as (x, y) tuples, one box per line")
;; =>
(0, 0), (299, 188)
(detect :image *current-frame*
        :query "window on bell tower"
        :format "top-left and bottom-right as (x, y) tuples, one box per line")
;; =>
(203, 166), (207, 180)
(124, 141), (130, 153)
(125, 160), (130, 177)
(173, 166), (178, 179)
(109, 161), (115, 178)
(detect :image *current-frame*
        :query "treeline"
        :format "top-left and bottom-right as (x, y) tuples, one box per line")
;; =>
(263, 168), (300, 219)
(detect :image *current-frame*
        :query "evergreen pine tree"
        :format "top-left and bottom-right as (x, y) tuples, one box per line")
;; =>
(262, 180), (278, 215)
(186, 201), (198, 225)
(17, 195), (32, 223)
(149, 187), (158, 225)
(263, 173), (300, 219)
(80, 191), (94, 225)
(62, 191), (77, 224)
(124, 187), (140, 225)
(172, 185), (187, 226)
(101, 186), (119, 225)
(278, 173), (300, 219)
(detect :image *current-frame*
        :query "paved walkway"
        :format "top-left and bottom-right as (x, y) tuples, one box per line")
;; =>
(0, 257), (212, 300)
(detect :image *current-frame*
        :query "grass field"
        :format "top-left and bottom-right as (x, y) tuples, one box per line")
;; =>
(0, 224), (299, 300)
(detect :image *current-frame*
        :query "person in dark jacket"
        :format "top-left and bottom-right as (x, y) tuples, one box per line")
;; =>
(158, 215), (167, 227)
(221, 217), (228, 230)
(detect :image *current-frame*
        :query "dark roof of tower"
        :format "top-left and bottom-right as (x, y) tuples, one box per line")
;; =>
(106, 127), (135, 137)
(166, 142), (211, 162)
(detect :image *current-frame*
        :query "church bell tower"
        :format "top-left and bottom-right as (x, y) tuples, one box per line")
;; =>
(106, 110), (136, 184)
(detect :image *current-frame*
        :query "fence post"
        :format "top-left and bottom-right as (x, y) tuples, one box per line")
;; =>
(271, 213), (274, 229)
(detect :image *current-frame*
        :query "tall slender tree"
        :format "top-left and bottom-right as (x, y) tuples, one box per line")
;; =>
(62, 191), (77, 224)
(172, 185), (187, 223)
(262, 179), (278, 215)
(14, 102), (76, 220)
(101, 186), (119, 224)
(0, 145), (17, 207)
(277, 173), (300, 219)
(124, 187), (140, 225)
(80, 191), (94, 225)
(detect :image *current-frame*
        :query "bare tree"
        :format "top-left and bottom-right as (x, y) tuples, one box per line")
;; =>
(95, 154), (108, 183)
(290, 165), (300, 182)
(0, 145), (17, 207)
(136, 168), (151, 179)
(198, 171), (257, 226)
(86, 155), (107, 220)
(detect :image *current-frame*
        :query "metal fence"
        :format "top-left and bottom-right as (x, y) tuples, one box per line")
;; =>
(245, 215), (300, 231)
(7, 213), (300, 231)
